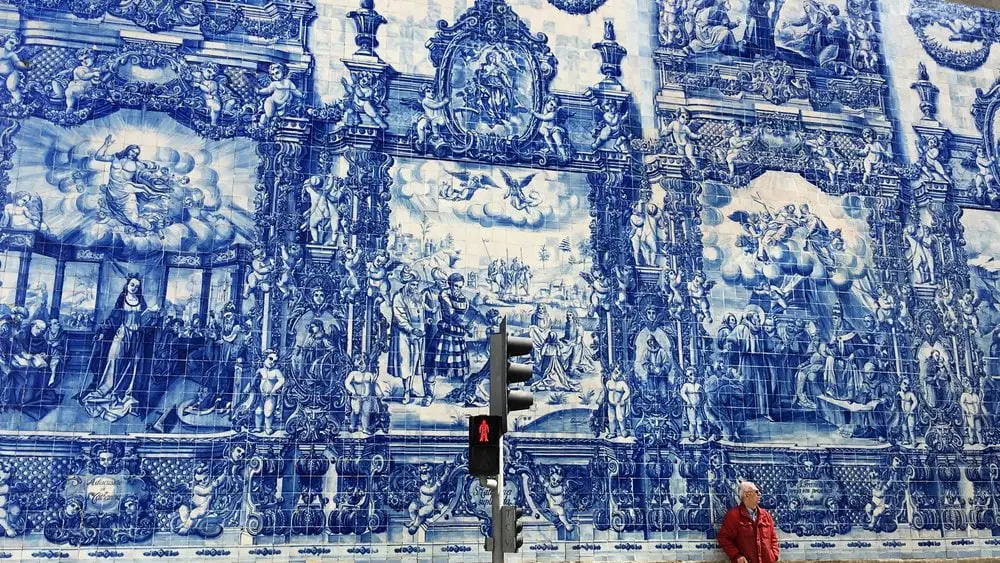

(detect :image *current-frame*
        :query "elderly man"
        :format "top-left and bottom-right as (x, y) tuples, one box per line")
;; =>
(718, 481), (779, 563)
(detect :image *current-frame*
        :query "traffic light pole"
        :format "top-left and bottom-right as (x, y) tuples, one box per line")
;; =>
(481, 318), (532, 562)
(490, 439), (505, 563)
(488, 329), (506, 563)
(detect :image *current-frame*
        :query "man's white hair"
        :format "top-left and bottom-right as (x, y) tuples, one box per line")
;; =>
(738, 480), (759, 499)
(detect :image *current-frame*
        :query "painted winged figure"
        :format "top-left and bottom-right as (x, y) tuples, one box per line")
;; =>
(440, 170), (500, 201)
(498, 169), (542, 210)
(0, 190), (48, 233)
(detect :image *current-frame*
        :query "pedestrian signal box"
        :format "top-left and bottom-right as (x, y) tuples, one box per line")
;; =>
(469, 415), (502, 476)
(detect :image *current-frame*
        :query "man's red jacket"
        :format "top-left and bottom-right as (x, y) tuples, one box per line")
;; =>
(717, 504), (780, 563)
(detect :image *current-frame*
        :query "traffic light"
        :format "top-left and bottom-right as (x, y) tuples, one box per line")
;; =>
(468, 414), (501, 477)
(489, 317), (534, 431)
(500, 505), (525, 553)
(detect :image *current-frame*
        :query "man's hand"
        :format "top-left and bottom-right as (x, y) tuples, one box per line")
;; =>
(736, 557), (748, 563)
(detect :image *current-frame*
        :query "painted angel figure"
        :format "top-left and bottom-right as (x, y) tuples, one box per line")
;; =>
(580, 270), (612, 313)
(591, 97), (630, 153)
(498, 169), (542, 210)
(716, 120), (753, 177)
(176, 463), (228, 535)
(341, 72), (389, 129)
(276, 244), (304, 297)
(440, 170), (499, 201)
(543, 466), (576, 533)
(664, 108), (702, 168)
(367, 250), (401, 320)
(189, 62), (238, 126)
(301, 175), (348, 246)
(0, 32), (28, 105)
(0, 191), (47, 232)
(957, 290), (979, 335)
(659, 0), (689, 45)
(406, 464), (447, 535)
(257, 63), (303, 127)
(806, 130), (844, 183)
(243, 247), (276, 299)
(857, 128), (889, 184)
(50, 47), (102, 112)
(533, 94), (572, 162)
(405, 83), (449, 149)
(964, 146), (997, 203)
(687, 271), (716, 323)
(917, 136), (950, 184)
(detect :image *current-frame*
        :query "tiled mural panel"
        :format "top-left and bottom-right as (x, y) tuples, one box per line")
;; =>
(0, 0), (997, 560)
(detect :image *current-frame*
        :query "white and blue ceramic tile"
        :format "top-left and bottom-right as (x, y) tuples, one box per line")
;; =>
(0, 0), (995, 560)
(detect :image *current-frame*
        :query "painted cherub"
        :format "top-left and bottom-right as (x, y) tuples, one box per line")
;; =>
(850, 19), (878, 72)
(339, 246), (363, 301)
(544, 466), (575, 532)
(344, 354), (379, 434)
(342, 72), (388, 128)
(718, 120), (753, 177)
(658, 0), (687, 45)
(406, 464), (446, 535)
(957, 290), (979, 335)
(51, 47), (101, 111)
(412, 83), (448, 147)
(865, 470), (887, 529)
(0, 191), (47, 232)
(0, 32), (27, 105)
(243, 247), (276, 299)
(917, 136), (950, 184)
(533, 94), (571, 162)
(0, 464), (18, 537)
(253, 350), (285, 435)
(257, 63), (303, 127)
(176, 463), (227, 535)
(190, 62), (237, 126)
(664, 108), (702, 168)
(679, 367), (704, 441)
(858, 128), (888, 184)
(969, 146), (997, 202)
(960, 382), (987, 445)
(367, 250), (393, 312)
(897, 378), (918, 445)
(276, 243), (303, 297)
(591, 97), (630, 153)
(806, 130), (844, 183)
(874, 285), (897, 328)
(687, 271), (715, 323)
(580, 270), (611, 313)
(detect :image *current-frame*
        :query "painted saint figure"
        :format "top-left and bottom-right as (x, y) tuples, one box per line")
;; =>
(529, 304), (578, 392)
(92, 135), (187, 232)
(473, 51), (517, 128)
(426, 273), (471, 399)
(389, 269), (427, 405)
(81, 276), (159, 422)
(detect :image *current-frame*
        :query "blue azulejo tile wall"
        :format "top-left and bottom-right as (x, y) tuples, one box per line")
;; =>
(0, 0), (997, 560)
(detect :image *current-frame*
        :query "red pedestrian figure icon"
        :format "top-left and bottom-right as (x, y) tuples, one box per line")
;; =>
(478, 419), (490, 443)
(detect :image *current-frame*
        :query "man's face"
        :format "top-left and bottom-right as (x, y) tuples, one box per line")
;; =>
(742, 485), (761, 510)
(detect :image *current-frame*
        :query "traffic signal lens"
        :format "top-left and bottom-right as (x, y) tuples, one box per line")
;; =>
(507, 336), (532, 357)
